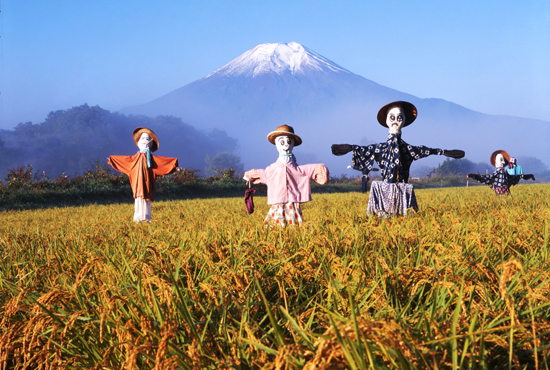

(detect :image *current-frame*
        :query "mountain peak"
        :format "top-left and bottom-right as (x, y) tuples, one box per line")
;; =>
(205, 42), (352, 78)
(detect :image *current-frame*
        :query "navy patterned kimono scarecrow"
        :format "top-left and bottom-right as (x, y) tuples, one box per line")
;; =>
(467, 150), (534, 195)
(332, 101), (464, 216)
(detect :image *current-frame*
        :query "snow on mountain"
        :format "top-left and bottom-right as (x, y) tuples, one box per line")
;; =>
(205, 42), (352, 78)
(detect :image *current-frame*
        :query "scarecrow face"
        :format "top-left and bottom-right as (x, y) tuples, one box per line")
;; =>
(387, 107), (405, 134)
(495, 153), (507, 168)
(138, 133), (153, 150)
(275, 135), (294, 155)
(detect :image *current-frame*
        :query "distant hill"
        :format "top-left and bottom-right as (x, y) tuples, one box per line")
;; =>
(121, 42), (550, 176)
(0, 104), (239, 178)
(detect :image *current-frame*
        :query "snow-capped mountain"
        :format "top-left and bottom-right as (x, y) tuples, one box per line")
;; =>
(121, 42), (405, 128)
(204, 42), (352, 78)
(121, 42), (550, 172)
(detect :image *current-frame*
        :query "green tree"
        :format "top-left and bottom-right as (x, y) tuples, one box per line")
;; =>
(437, 158), (476, 176)
(204, 152), (244, 178)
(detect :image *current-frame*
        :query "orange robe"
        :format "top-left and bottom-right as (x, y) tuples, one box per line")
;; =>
(108, 153), (178, 201)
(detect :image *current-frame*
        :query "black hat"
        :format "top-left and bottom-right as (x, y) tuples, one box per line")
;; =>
(377, 101), (417, 128)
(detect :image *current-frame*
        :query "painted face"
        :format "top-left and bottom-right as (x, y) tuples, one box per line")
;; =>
(138, 133), (153, 150)
(495, 153), (507, 168)
(275, 135), (294, 155)
(387, 107), (406, 134)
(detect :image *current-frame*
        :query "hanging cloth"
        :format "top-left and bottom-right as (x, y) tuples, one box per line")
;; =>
(139, 148), (153, 168)
(245, 181), (256, 214)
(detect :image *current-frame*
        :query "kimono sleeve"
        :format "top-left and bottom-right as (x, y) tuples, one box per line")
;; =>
(469, 171), (499, 186)
(108, 154), (138, 175)
(406, 144), (443, 160)
(313, 164), (329, 185)
(152, 155), (179, 176)
(506, 174), (523, 186)
(351, 144), (377, 172)
(244, 169), (262, 184)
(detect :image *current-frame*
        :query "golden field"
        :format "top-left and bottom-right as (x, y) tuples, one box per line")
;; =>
(0, 184), (549, 369)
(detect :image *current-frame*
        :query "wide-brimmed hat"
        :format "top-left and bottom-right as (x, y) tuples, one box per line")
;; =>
(377, 101), (417, 128)
(267, 125), (302, 146)
(490, 150), (510, 167)
(133, 127), (159, 152)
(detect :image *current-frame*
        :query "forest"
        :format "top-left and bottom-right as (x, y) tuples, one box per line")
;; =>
(0, 104), (243, 179)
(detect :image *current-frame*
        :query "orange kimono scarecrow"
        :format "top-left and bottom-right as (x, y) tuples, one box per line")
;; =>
(108, 127), (179, 222)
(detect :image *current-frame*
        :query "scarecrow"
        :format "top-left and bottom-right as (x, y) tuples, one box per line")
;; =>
(243, 125), (329, 226)
(467, 150), (534, 195)
(332, 101), (464, 216)
(506, 157), (524, 176)
(108, 127), (180, 222)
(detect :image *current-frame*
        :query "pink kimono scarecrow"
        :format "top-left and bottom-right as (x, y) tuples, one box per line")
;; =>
(244, 125), (329, 226)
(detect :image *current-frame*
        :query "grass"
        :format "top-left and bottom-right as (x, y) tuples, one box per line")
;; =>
(0, 183), (549, 369)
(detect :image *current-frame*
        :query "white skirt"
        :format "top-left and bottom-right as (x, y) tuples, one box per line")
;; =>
(134, 197), (152, 222)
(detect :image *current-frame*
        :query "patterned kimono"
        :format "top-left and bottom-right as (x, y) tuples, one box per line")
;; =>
(351, 134), (444, 217)
(351, 134), (443, 182)
(469, 168), (523, 195)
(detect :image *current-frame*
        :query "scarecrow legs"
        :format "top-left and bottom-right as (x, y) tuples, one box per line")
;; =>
(134, 196), (152, 222)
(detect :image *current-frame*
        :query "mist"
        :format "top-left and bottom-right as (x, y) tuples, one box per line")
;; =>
(0, 104), (240, 180)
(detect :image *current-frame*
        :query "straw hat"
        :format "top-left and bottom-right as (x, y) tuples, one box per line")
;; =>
(267, 125), (302, 146)
(133, 127), (159, 152)
(377, 101), (417, 128)
(490, 150), (510, 167)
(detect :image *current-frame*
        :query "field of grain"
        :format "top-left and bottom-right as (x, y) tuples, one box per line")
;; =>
(1, 184), (549, 369)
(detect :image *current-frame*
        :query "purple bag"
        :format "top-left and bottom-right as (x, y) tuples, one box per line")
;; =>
(245, 187), (256, 214)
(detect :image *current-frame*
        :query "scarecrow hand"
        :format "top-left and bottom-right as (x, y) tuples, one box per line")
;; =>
(332, 144), (353, 156)
(443, 150), (465, 159)
(467, 174), (481, 181)
(523, 174), (535, 181)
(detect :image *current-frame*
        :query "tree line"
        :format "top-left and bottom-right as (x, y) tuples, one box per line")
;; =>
(0, 104), (244, 179)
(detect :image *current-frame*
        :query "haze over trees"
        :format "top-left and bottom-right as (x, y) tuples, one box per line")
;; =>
(0, 104), (241, 179)
(436, 157), (549, 179)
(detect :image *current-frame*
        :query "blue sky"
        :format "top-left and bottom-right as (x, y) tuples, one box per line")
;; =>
(1, 0), (549, 129)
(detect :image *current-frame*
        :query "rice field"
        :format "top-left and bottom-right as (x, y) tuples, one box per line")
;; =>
(0, 184), (549, 369)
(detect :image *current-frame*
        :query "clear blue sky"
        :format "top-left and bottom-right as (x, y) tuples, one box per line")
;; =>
(1, 0), (549, 129)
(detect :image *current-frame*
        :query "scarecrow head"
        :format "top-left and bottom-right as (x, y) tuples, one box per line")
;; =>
(490, 150), (510, 168)
(133, 127), (159, 152)
(267, 125), (302, 155)
(377, 101), (417, 135)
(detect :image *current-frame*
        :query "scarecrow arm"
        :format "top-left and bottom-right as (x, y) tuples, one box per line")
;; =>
(467, 172), (496, 185)
(351, 144), (377, 173)
(331, 144), (353, 156)
(152, 156), (179, 176)
(442, 150), (465, 159)
(108, 154), (138, 175)
(522, 174), (535, 181)
(313, 164), (330, 185)
(243, 169), (262, 184)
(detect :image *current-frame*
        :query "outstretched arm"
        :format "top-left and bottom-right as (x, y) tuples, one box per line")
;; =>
(442, 150), (465, 159)
(467, 172), (497, 185)
(313, 164), (329, 185)
(331, 144), (353, 156)
(243, 169), (262, 184)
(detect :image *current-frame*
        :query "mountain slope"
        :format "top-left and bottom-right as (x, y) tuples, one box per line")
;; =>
(121, 42), (550, 173)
